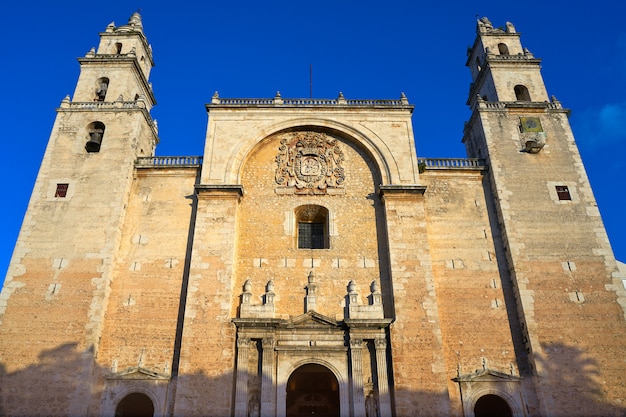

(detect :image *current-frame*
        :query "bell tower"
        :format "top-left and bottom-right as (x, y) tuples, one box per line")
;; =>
(0, 12), (158, 415)
(463, 18), (626, 416)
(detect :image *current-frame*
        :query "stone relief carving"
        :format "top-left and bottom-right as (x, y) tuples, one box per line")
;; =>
(275, 131), (345, 195)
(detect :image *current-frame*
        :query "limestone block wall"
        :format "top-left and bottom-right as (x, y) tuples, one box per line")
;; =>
(420, 169), (526, 415)
(201, 106), (419, 186)
(473, 106), (626, 415)
(381, 187), (450, 417)
(234, 130), (385, 320)
(0, 110), (153, 415)
(94, 167), (198, 380)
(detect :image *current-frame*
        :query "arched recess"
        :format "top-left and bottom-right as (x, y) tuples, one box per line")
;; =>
(222, 118), (402, 186)
(474, 394), (513, 417)
(514, 85), (531, 102)
(279, 358), (348, 417)
(286, 363), (340, 417)
(115, 392), (154, 417)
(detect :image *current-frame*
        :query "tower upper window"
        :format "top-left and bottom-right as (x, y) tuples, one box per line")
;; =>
(514, 85), (531, 101)
(115, 42), (122, 54)
(95, 78), (109, 102)
(296, 205), (329, 249)
(86, 121), (105, 153)
(497, 43), (510, 55)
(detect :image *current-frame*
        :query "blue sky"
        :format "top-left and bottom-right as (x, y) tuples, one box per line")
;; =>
(1, 1), (625, 287)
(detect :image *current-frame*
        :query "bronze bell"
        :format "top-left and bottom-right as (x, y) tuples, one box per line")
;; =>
(86, 130), (103, 152)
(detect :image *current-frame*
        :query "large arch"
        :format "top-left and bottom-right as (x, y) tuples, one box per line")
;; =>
(224, 117), (401, 186)
(466, 388), (524, 417)
(115, 392), (154, 417)
(474, 394), (513, 417)
(286, 363), (340, 417)
(277, 357), (349, 417)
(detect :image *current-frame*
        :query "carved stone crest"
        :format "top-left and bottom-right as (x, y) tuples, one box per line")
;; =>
(275, 131), (345, 195)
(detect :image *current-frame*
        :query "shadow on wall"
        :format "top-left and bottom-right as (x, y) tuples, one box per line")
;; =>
(531, 342), (625, 417)
(0, 341), (625, 416)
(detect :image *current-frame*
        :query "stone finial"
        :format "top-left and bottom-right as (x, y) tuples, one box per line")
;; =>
(211, 91), (220, 104)
(86, 47), (96, 57)
(337, 92), (347, 105)
(274, 91), (283, 105)
(60, 95), (71, 108)
(370, 280), (382, 305)
(505, 21), (516, 33)
(400, 92), (409, 105)
(128, 11), (143, 30)
(242, 280), (252, 305)
(265, 280), (275, 305)
(106, 22), (115, 32)
(523, 47), (534, 58)
(305, 272), (318, 312)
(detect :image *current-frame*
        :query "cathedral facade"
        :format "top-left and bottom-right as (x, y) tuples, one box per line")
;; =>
(1, 13), (625, 417)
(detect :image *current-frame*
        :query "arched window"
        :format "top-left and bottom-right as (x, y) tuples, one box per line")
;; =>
(115, 392), (154, 417)
(296, 205), (329, 249)
(474, 394), (513, 417)
(86, 121), (105, 153)
(514, 85), (531, 101)
(115, 42), (123, 54)
(95, 77), (109, 101)
(497, 43), (510, 55)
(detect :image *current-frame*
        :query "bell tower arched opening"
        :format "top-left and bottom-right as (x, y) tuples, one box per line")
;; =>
(286, 363), (340, 417)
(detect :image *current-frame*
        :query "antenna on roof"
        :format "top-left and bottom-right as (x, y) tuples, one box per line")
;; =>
(310, 64), (313, 99)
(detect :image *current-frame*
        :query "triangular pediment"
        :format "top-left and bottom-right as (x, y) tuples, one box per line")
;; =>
(453, 368), (521, 383)
(107, 366), (169, 381)
(285, 311), (343, 329)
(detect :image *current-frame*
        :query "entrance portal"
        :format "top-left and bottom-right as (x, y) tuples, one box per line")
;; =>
(474, 394), (513, 417)
(115, 392), (155, 417)
(286, 364), (340, 417)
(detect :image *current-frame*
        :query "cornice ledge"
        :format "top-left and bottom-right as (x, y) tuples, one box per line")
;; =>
(378, 184), (426, 198)
(195, 184), (244, 197)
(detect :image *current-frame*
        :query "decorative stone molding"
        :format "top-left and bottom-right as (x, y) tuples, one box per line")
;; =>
(275, 131), (345, 195)
(239, 280), (276, 318)
(346, 280), (385, 319)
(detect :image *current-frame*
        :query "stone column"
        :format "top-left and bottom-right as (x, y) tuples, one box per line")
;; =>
(234, 337), (250, 417)
(374, 337), (392, 417)
(261, 337), (276, 417)
(350, 337), (366, 417)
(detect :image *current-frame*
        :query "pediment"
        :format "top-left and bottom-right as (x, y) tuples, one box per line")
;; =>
(107, 366), (169, 381)
(453, 368), (521, 383)
(285, 311), (343, 329)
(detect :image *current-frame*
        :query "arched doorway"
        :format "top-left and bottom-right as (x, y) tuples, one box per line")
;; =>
(286, 363), (340, 417)
(115, 392), (154, 417)
(474, 394), (513, 417)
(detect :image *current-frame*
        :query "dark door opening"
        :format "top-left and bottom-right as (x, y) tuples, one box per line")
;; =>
(286, 363), (340, 417)
(474, 394), (513, 417)
(115, 392), (154, 417)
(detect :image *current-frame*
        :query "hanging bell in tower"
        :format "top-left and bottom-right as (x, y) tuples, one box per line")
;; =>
(85, 129), (103, 153)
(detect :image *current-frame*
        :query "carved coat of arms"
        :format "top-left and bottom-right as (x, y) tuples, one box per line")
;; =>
(275, 132), (345, 195)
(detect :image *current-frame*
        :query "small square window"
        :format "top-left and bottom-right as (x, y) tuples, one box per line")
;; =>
(55, 183), (69, 198)
(556, 185), (571, 201)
